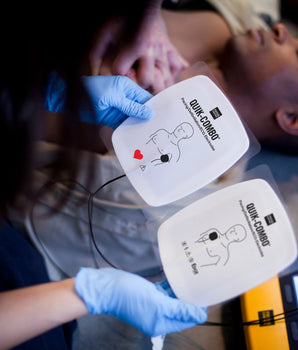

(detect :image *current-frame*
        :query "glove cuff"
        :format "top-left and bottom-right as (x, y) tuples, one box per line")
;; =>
(75, 267), (111, 315)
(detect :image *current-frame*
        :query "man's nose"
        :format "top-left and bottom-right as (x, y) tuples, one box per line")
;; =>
(272, 23), (290, 44)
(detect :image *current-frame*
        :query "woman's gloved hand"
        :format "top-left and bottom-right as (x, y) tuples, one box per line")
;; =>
(74, 267), (207, 337)
(45, 72), (154, 129)
(81, 75), (153, 128)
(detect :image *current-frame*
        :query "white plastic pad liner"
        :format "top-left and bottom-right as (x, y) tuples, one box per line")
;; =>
(112, 75), (249, 206)
(158, 179), (297, 306)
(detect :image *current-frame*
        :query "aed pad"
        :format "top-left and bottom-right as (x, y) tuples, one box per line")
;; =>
(112, 75), (249, 206)
(157, 179), (297, 306)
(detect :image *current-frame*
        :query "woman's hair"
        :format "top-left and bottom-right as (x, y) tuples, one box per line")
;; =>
(0, 2), (147, 215)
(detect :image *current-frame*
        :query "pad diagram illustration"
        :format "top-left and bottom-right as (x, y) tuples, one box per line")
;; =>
(133, 122), (195, 171)
(195, 224), (247, 267)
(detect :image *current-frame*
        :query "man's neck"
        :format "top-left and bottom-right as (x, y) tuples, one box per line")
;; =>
(163, 9), (233, 65)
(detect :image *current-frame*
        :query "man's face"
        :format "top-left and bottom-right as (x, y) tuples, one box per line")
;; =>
(221, 23), (298, 90)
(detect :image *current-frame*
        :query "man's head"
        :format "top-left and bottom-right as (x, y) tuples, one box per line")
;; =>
(220, 23), (298, 154)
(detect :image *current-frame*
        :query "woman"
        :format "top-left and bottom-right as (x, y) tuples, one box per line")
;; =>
(0, 2), (207, 349)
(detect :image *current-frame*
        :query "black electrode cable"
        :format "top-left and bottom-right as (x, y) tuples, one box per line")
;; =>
(30, 173), (163, 278)
(87, 174), (126, 268)
(201, 307), (298, 328)
(30, 174), (127, 274)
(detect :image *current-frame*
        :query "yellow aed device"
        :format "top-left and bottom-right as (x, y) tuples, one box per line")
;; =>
(240, 272), (298, 350)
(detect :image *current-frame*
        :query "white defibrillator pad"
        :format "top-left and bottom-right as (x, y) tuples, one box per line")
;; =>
(157, 179), (297, 306)
(112, 75), (249, 206)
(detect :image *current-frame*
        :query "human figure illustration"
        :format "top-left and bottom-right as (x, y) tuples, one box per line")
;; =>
(146, 122), (194, 165)
(195, 224), (247, 267)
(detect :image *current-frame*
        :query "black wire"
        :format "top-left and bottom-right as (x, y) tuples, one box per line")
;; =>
(87, 174), (126, 268)
(31, 173), (163, 278)
(201, 307), (298, 327)
(93, 174), (126, 196)
(243, 308), (298, 326)
(87, 173), (164, 277)
(31, 174), (126, 271)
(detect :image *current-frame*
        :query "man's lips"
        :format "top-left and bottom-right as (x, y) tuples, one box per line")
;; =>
(249, 29), (265, 45)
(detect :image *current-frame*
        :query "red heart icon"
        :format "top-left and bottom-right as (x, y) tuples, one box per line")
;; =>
(133, 149), (143, 160)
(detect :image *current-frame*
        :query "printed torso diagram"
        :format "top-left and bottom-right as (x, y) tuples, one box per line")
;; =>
(133, 122), (194, 171)
(195, 224), (247, 267)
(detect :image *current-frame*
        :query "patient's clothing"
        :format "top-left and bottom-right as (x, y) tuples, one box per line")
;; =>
(0, 220), (75, 350)
(163, 0), (280, 34)
(206, 0), (279, 34)
(8, 142), (168, 280)
(8, 141), (244, 282)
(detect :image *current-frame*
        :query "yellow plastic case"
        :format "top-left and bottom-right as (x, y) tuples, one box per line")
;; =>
(240, 275), (289, 350)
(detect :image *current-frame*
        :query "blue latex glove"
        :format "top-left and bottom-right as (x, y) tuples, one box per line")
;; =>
(45, 72), (154, 129)
(81, 75), (154, 129)
(75, 267), (207, 337)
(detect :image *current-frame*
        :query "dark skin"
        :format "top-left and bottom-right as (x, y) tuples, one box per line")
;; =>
(162, 10), (298, 152)
(85, 9), (298, 154)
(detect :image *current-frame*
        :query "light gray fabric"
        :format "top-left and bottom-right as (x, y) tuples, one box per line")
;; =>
(207, 0), (280, 34)
(11, 141), (244, 281)
(10, 142), (165, 280)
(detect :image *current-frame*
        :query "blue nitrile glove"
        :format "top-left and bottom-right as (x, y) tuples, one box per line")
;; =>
(45, 72), (154, 129)
(80, 75), (154, 128)
(74, 267), (207, 337)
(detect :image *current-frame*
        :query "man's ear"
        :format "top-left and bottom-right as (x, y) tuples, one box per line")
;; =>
(275, 108), (298, 136)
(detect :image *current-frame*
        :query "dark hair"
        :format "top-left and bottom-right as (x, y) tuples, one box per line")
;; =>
(0, 2), (148, 215)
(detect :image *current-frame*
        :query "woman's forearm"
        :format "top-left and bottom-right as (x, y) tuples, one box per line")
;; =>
(0, 278), (88, 349)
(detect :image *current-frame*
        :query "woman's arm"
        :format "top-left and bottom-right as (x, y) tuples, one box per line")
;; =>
(0, 267), (208, 349)
(0, 278), (87, 350)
